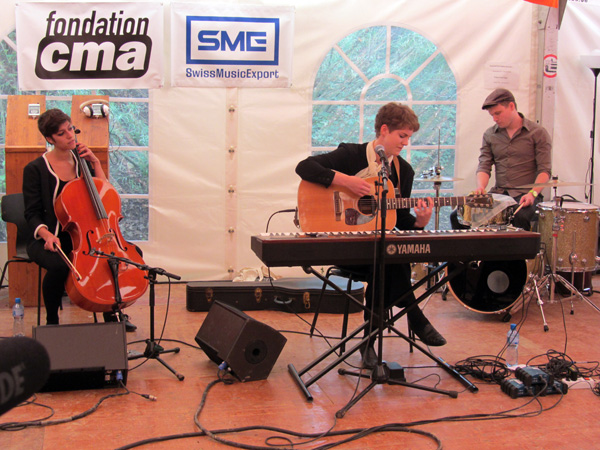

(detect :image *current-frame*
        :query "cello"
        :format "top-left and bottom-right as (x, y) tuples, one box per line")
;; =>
(54, 128), (148, 313)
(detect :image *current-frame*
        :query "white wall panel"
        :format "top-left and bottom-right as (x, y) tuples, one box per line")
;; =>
(1, 0), (542, 281)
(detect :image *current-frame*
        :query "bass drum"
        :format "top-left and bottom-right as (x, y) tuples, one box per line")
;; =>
(447, 260), (528, 314)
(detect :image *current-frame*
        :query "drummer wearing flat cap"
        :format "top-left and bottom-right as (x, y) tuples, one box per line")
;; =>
(481, 88), (516, 109)
(451, 88), (552, 230)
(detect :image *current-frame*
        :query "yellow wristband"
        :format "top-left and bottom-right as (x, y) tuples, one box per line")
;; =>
(529, 189), (538, 198)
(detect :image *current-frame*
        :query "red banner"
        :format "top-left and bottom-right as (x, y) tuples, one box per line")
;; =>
(524, 0), (558, 7)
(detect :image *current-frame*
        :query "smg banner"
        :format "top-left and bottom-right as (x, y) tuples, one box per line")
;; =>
(16, 2), (164, 90)
(171, 3), (294, 88)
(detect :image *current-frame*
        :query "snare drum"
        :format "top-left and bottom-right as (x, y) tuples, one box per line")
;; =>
(537, 202), (599, 272)
(458, 194), (517, 228)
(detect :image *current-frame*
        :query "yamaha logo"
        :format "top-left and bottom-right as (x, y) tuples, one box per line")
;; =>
(387, 243), (432, 255)
(386, 244), (398, 256)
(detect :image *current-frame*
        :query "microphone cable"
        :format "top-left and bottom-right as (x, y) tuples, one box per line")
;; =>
(0, 378), (155, 431)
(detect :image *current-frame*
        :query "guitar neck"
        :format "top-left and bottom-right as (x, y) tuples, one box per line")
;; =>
(387, 196), (469, 209)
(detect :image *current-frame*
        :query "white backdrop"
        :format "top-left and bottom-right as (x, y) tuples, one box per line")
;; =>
(3, 0), (582, 282)
(148, 0), (538, 281)
(554, 0), (600, 204)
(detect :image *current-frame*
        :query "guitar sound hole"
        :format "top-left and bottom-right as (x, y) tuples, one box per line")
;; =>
(357, 196), (377, 215)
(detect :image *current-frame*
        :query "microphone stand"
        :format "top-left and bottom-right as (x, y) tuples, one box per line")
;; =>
(335, 158), (457, 418)
(373, 164), (391, 382)
(91, 249), (185, 381)
(335, 166), (393, 413)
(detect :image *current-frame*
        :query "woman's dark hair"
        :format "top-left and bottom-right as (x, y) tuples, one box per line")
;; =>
(37, 108), (72, 139)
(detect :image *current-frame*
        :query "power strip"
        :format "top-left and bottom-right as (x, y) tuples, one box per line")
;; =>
(562, 378), (597, 390)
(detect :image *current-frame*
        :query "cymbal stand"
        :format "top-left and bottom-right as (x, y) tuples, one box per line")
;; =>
(524, 247), (550, 331)
(426, 179), (444, 291)
(432, 129), (443, 231)
(432, 180), (442, 230)
(564, 232), (579, 312)
(426, 132), (443, 288)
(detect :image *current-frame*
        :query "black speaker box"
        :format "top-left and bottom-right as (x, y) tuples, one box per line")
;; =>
(33, 322), (128, 392)
(195, 301), (287, 382)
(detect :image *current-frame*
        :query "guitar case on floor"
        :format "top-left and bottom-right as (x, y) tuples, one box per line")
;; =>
(186, 275), (364, 314)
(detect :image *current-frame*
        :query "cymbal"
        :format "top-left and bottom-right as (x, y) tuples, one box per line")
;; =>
(415, 175), (463, 183)
(517, 179), (591, 188)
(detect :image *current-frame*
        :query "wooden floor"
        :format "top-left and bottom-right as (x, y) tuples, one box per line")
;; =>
(1, 272), (600, 450)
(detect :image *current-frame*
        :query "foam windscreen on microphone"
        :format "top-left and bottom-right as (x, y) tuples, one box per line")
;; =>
(0, 337), (50, 416)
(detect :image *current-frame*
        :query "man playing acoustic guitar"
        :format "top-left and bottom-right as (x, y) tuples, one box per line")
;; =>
(295, 102), (444, 369)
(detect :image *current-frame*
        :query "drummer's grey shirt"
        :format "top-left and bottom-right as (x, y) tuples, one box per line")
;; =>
(477, 113), (552, 198)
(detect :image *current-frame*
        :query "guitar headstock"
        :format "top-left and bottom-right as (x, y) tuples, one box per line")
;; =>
(466, 194), (493, 208)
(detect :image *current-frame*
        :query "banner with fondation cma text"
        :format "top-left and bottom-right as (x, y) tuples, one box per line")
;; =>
(16, 2), (164, 90)
(171, 3), (295, 88)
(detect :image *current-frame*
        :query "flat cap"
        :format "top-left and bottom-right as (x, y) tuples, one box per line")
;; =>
(482, 88), (516, 109)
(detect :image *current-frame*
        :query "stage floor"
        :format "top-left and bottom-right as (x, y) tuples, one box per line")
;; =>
(1, 273), (599, 449)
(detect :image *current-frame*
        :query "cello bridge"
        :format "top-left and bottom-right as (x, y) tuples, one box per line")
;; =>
(98, 232), (116, 245)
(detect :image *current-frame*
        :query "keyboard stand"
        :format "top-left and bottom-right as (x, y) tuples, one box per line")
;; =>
(288, 262), (478, 402)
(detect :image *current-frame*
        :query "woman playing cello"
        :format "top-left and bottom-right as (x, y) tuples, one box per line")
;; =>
(23, 108), (137, 330)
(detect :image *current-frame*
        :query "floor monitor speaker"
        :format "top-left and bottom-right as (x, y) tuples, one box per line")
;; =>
(33, 322), (128, 392)
(195, 301), (287, 382)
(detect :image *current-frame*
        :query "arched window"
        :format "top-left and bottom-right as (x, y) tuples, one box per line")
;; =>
(311, 25), (457, 229)
(0, 30), (149, 241)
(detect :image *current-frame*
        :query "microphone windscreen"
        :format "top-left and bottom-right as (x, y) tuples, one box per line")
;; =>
(0, 337), (50, 416)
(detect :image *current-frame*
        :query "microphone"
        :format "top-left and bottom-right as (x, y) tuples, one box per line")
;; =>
(375, 145), (391, 177)
(0, 337), (51, 416)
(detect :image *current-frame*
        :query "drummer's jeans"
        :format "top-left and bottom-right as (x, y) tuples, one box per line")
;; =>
(449, 193), (542, 231)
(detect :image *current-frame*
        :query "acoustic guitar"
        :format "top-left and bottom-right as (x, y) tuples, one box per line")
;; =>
(297, 177), (493, 232)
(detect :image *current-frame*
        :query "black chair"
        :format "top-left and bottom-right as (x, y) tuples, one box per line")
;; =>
(310, 266), (415, 354)
(0, 193), (43, 325)
(309, 266), (369, 353)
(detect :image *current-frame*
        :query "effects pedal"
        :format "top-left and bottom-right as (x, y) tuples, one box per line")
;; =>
(501, 377), (568, 398)
(514, 366), (553, 386)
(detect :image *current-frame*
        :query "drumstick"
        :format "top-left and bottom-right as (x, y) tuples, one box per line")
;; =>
(53, 243), (82, 281)
(512, 203), (525, 217)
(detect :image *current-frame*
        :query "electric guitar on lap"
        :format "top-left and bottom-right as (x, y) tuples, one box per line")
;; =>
(297, 177), (493, 232)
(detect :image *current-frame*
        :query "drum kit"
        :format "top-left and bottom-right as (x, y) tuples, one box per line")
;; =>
(414, 173), (600, 326)
(520, 179), (600, 329)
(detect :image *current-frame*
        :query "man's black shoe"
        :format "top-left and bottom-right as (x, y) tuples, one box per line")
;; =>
(410, 321), (447, 346)
(360, 343), (378, 369)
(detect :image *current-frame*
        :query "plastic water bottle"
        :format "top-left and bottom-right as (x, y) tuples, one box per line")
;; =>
(12, 297), (25, 337)
(505, 323), (519, 369)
